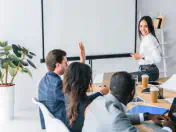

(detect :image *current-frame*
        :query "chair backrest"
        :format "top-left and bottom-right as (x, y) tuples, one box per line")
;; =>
(32, 97), (70, 132)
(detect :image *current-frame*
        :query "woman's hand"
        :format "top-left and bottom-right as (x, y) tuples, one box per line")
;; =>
(79, 42), (86, 63)
(100, 87), (109, 95)
(130, 53), (142, 60)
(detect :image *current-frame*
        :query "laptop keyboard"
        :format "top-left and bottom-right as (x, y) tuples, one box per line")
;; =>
(143, 122), (162, 132)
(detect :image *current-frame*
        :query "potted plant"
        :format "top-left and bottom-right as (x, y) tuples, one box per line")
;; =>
(0, 41), (36, 123)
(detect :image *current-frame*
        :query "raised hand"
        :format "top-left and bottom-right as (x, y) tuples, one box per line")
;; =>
(79, 42), (86, 63)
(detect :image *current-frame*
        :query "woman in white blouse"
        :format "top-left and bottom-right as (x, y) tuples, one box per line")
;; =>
(131, 16), (162, 81)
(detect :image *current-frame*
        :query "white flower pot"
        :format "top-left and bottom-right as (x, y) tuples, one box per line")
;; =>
(0, 85), (14, 124)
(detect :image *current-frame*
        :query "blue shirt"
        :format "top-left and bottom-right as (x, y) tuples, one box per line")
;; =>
(38, 72), (67, 129)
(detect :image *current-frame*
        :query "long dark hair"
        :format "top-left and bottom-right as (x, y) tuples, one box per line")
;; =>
(138, 16), (159, 43)
(63, 62), (92, 126)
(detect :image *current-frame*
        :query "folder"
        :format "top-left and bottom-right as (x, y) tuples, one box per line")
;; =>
(128, 105), (168, 115)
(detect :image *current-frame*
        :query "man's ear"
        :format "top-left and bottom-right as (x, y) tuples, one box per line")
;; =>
(55, 62), (60, 68)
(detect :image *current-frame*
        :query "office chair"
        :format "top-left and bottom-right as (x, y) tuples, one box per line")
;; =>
(32, 97), (70, 132)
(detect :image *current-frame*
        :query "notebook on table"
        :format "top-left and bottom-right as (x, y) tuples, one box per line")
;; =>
(128, 105), (169, 115)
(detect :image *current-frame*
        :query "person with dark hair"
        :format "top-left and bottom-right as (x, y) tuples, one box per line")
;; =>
(82, 72), (175, 132)
(131, 16), (162, 81)
(38, 42), (86, 129)
(63, 62), (109, 132)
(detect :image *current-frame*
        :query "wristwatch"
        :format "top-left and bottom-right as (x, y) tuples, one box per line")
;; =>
(143, 112), (150, 121)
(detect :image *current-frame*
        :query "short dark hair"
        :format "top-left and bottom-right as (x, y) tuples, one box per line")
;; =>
(46, 49), (66, 71)
(63, 62), (92, 126)
(110, 71), (135, 101)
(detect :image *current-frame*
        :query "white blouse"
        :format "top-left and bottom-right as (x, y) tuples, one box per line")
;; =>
(138, 33), (162, 65)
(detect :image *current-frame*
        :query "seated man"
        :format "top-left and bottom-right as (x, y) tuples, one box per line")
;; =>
(83, 72), (176, 132)
(38, 43), (85, 129)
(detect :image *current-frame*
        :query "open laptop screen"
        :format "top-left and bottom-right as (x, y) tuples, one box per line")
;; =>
(168, 98), (176, 122)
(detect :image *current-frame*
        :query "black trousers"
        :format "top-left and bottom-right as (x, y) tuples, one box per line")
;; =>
(131, 64), (159, 81)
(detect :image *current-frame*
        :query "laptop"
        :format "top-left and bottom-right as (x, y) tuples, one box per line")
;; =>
(143, 98), (176, 131)
(168, 98), (176, 122)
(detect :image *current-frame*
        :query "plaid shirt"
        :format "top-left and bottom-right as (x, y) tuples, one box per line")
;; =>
(38, 72), (67, 129)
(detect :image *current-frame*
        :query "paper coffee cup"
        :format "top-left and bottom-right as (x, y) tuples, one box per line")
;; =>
(150, 87), (159, 103)
(142, 74), (149, 89)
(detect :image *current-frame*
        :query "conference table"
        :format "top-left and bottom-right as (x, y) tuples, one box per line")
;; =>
(91, 73), (176, 132)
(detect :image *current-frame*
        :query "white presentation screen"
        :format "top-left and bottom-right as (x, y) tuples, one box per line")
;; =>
(44, 0), (136, 57)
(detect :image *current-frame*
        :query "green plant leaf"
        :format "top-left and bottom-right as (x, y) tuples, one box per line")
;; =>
(2, 58), (10, 69)
(20, 60), (28, 66)
(0, 70), (4, 82)
(27, 54), (33, 59)
(2, 62), (8, 69)
(29, 52), (36, 56)
(12, 44), (22, 57)
(0, 41), (8, 47)
(0, 58), (3, 67)
(18, 51), (24, 55)
(4, 46), (12, 52)
(0, 69), (5, 79)
(18, 44), (22, 50)
(22, 68), (32, 77)
(27, 59), (36, 69)
(8, 54), (19, 61)
(9, 61), (17, 68)
(12, 61), (19, 67)
(8, 66), (16, 77)
(12, 61), (24, 69)
(0, 51), (9, 56)
(0, 70), (2, 78)
(22, 47), (28, 55)
(3, 58), (11, 63)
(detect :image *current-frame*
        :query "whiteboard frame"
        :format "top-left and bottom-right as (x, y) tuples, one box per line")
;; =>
(40, 0), (138, 63)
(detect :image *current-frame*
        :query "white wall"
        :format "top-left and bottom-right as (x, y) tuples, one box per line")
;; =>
(0, 0), (48, 111)
(0, 0), (138, 111)
(137, 0), (176, 77)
